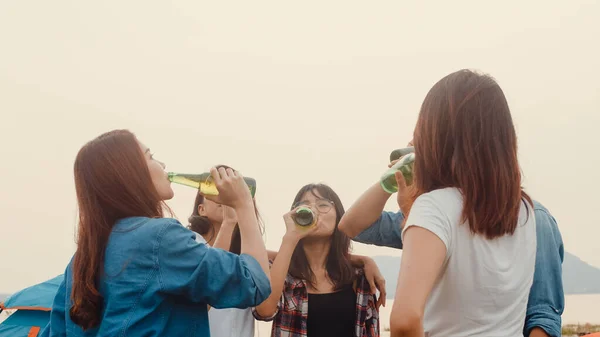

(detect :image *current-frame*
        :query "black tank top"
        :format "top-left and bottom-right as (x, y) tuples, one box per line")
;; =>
(307, 285), (357, 337)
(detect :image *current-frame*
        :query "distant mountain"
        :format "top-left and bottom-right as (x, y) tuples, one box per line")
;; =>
(373, 252), (600, 299)
(371, 255), (402, 299)
(563, 252), (600, 294)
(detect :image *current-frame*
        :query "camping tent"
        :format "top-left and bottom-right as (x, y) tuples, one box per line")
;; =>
(0, 275), (62, 336)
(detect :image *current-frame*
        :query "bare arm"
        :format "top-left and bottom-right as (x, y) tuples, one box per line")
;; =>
(212, 223), (235, 251)
(207, 219), (240, 312)
(266, 251), (374, 268)
(267, 250), (278, 261)
(212, 206), (237, 251)
(255, 208), (319, 318)
(237, 202), (270, 277)
(348, 254), (369, 267)
(338, 182), (392, 238)
(350, 254), (387, 307)
(529, 328), (550, 337)
(254, 234), (299, 318)
(266, 250), (387, 307)
(390, 189), (448, 337)
(339, 147), (411, 238)
(205, 167), (270, 281)
(390, 227), (446, 337)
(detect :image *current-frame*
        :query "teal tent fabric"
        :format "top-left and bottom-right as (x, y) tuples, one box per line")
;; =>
(3, 310), (50, 327)
(0, 275), (62, 337)
(0, 325), (35, 335)
(2, 275), (62, 310)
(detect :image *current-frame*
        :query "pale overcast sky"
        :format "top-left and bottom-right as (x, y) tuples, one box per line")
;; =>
(1, 0), (598, 292)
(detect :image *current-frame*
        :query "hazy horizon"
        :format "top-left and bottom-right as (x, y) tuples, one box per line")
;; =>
(1, 1), (599, 292)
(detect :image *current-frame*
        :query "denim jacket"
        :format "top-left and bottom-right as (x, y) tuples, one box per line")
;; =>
(40, 217), (271, 337)
(354, 200), (564, 337)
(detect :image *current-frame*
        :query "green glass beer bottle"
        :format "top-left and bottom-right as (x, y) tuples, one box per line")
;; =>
(292, 207), (317, 227)
(167, 172), (257, 197)
(380, 147), (415, 193)
(389, 146), (415, 162)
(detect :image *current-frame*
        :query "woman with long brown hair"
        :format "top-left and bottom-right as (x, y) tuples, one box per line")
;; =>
(253, 183), (379, 337)
(191, 180), (385, 337)
(389, 70), (536, 337)
(40, 130), (271, 336)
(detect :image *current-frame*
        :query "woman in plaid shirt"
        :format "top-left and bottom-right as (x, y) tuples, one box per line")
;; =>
(253, 183), (379, 337)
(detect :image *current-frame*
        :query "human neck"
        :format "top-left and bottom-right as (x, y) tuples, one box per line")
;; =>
(302, 237), (331, 272)
(204, 222), (221, 246)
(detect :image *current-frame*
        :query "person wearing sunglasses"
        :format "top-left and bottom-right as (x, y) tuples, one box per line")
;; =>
(252, 183), (379, 337)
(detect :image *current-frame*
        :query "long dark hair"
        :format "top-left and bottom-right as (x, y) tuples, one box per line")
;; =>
(288, 183), (354, 290)
(70, 129), (169, 330)
(188, 165), (263, 255)
(405, 69), (532, 239)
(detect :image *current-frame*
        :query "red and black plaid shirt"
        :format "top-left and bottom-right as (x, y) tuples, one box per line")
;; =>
(252, 268), (379, 337)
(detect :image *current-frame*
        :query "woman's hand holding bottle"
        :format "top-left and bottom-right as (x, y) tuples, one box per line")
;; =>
(204, 166), (269, 281)
(255, 206), (318, 318)
(391, 139), (413, 215)
(282, 207), (319, 243)
(202, 167), (253, 209)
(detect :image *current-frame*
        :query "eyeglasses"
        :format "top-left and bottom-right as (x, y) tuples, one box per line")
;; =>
(292, 199), (334, 214)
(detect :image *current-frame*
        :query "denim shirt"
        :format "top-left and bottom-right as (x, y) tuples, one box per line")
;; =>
(39, 217), (271, 337)
(354, 200), (565, 337)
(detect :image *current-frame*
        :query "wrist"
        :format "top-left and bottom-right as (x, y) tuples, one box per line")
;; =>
(350, 254), (369, 267)
(376, 181), (393, 196)
(283, 232), (301, 245)
(361, 256), (375, 266)
(233, 199), (255, 212)
(221, 220), (237, 228)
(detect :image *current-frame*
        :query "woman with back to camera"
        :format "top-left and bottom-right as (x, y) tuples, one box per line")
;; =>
(389, 69), (537, 337)
(253, 183), (380, 337)
(40, 129), (271, 337)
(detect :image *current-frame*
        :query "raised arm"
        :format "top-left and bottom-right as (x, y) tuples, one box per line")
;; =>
(253, 234), (299, 319)
(264, 249), (386, 307)
(253, 208), (318, 320)
(212, 205), (238, 251)
(204, 167), (270, 281)
(158, 220), (271, 309)
(339, 182), (393, 238)
(340, 141), (412, 238)
(524, 202), (564, 337)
